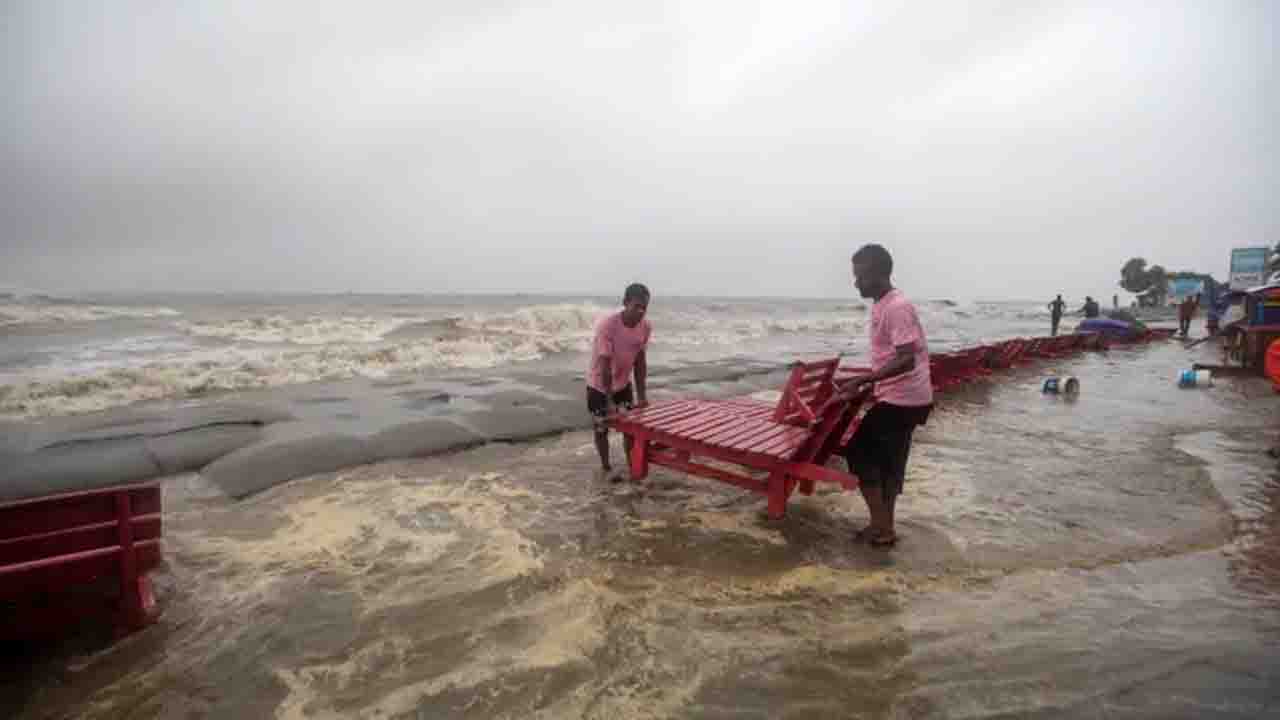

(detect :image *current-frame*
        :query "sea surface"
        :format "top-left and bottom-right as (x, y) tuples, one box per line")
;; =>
(2, 291), (1278, 718)
(0, 291), (1051, 420)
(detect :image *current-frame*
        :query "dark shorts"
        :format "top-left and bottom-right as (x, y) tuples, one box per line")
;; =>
(587, 384), (634, 424)
(843, 402), (932, 500)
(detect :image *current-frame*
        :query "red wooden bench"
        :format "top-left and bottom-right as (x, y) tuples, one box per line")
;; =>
(984, 338), (1026, 369)
(1022, 337), (1050, 358)
(612, 358), (867, 519)
(0, 483), (162, 641)
(930, 347), (993, 390)
(1044, 334), (1083, 357)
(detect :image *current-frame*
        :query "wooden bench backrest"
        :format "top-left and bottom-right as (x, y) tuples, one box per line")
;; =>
(772, 357), (841, 426)
(0, 484), (162, 599)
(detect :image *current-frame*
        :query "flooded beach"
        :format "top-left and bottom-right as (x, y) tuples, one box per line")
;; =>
(4, 321), (1278, 718)
(7, 1), (1278, 715)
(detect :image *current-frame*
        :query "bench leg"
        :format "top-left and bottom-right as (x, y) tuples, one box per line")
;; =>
(630, 432), (650, 481)
(766, 472), (787, 520)
(114, 490), (151, 633)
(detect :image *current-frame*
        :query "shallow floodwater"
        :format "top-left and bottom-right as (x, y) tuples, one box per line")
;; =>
(4, 339), (1278, 719)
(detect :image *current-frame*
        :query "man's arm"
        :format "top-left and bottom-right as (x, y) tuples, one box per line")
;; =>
(599, 356), (612, 397)
(633, 350), (647, 407)
(823, 343), (914, 412)
(839, 344), (915, 394)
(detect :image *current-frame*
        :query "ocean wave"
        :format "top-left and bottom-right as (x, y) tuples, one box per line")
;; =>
(460, 302), (605, 338)
(0, 301), (181, 327)
(171, 301), (877, 351)
(179, 315), (412, 345)
(175, 303), (610, 347)
(0, 334), (570, 418)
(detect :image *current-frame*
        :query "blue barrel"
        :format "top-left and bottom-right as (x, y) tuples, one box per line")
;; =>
(1043, 377), (1080, 395)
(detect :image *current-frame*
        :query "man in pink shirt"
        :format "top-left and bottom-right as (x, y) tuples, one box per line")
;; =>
(588, 283), (651, 480)
(830, 244), (932, 548)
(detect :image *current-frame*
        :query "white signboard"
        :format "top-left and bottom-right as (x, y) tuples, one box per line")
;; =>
(1229, 247), (1269, 290)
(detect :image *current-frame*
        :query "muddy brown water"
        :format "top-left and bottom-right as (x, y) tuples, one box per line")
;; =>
(4, 341), (1279, 719)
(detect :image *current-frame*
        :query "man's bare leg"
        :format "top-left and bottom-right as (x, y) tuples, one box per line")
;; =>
(858, 469), (889, 538)
(622, 433), (635, 480)
(593, 428), (612, 477)
(884, 492), (898, 541)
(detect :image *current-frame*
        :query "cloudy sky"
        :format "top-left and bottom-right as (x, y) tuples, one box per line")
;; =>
(3, 1), (1275, 299)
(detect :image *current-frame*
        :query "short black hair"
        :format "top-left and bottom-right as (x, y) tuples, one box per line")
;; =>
(623, 283), (650, 304)
(851, 244), (893, 277)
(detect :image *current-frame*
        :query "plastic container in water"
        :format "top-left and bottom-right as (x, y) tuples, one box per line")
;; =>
(1178, 369), (1213, 388)
(1042, 377), (1080, 395)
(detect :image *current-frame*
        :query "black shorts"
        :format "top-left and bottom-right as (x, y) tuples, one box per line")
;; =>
(587, 385), (634, 422)
(843, 402), (932, 499)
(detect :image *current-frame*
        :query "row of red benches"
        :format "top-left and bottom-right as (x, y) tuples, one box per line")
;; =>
(614, 329), (1169, 520)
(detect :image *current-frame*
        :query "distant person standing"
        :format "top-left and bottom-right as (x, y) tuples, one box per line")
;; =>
(1079, 296), (1100, 318)
(1178, 295), (1199, 337)
(1047, 295), (1066, 336)
(587, 283), (651, 481)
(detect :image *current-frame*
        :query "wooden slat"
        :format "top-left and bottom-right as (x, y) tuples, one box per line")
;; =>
(627, 401), (701, 425)
(795, 374), (830, 391)
(0, 540), (162, 599)
(646, 408), (716, 432)
(724, 423), (792, 452)
(0, 515), (161, 566)
(637, 427), (786, 472)
(749, 426), (807, 458)
(684, 413), (755, 442)
(784, 460), (859, 490)
(757, 427), (809, 457)
(0, 486), (160, 541)
(658, 408), (737, 435)
(703, 418), (775, 447)
(649, 451), (769, 494)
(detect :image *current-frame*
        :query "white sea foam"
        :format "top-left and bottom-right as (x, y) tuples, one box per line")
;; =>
(170, 302), (871, 351)
(0, 298), (1043, 418)
(0, 301), (181, 326)
(0, 334), (561, 418)
(178, 315), (412, 345)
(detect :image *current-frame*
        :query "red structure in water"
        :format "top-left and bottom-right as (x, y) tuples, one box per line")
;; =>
(613, 329), (1171, 520)
(0, 482), (162, 641)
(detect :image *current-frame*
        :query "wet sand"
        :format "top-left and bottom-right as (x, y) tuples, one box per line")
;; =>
(3, 341), (1279, 718)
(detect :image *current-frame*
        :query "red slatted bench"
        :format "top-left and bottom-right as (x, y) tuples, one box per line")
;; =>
(1, 483), (162, 641)
(612, 358), (867, 519)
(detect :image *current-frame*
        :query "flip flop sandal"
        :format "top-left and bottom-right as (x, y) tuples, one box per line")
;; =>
(869, 532), (898, 548)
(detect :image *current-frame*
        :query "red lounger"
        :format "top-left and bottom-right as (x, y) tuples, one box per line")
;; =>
(611, 358), (865, 520)
(0, 482), (162, 641)
(985, 338), (1028, 369)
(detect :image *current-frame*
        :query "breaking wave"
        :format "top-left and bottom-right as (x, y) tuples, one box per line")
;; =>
(0, 297), (1047, 418)
(179, 315), (412, 345)
(0, 335), (562, 418)
(0, 299), (180, 327)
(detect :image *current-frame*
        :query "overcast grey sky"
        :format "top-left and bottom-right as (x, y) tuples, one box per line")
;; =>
(3, 1), (1276, 299)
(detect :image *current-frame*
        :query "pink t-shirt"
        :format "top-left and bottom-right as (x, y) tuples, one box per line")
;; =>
(588, 312), (651, 392)
(868, 289), (933, 407)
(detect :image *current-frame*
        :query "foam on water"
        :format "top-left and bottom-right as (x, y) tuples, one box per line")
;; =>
(0, 300), (181, 326)
(0, 335), (557, 417)
(0, 296), (1058, 418)
(178, 315), (412, 345)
